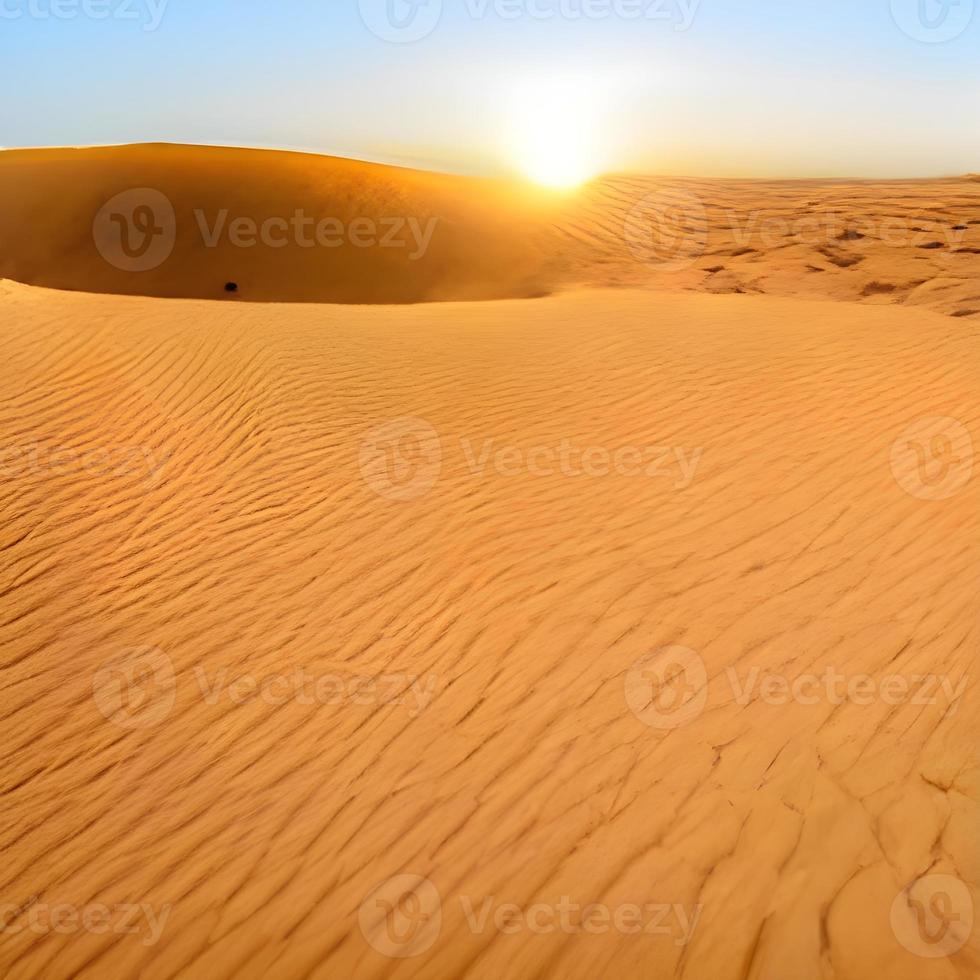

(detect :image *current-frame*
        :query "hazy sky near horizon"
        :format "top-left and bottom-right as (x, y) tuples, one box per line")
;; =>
(1, 0), (978, 177)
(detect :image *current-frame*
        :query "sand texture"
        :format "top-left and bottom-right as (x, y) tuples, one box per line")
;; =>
(0, 148), (977, 979)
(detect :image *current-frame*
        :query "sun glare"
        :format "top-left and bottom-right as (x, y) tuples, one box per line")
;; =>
(508, 79), (602, 190)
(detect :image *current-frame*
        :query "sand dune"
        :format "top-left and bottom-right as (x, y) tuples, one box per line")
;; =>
(0, 276), (976, 978)
(0, 144), (552, 304)
(552, 175), (980, 318)
(1, 145), (978, 313)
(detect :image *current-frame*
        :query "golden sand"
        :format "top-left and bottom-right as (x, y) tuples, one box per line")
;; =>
(0, 147), (977, 979)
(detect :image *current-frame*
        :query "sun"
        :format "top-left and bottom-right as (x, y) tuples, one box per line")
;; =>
(519, 131), (597, 189)
(508, 79), (602, 190)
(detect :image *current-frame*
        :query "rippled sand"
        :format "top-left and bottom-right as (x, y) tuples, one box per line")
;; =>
(0, 149), (977, 979)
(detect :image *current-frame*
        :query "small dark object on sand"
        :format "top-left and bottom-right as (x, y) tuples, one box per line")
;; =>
(225, 282), (239, 293)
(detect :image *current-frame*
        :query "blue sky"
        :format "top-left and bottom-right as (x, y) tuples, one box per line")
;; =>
(1, 0), (978, 176)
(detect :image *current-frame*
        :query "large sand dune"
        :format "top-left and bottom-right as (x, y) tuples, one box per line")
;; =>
(0, 145), (552, 304)
(0, 271), (976, 978)
(1, 145), (978, 312)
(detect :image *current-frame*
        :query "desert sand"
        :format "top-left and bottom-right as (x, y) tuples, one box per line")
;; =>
(0, 147), (977, 979)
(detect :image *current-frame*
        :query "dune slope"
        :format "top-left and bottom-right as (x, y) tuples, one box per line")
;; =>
(0, 146), (978, 312)
(0, 144), (552, 304)
(0, 281), (976, 979)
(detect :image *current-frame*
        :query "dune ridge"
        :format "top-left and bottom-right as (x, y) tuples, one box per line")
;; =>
(0, 145), (978, 313)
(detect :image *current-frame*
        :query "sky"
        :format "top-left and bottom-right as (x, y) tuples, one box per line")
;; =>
(1, 0), (978, 178)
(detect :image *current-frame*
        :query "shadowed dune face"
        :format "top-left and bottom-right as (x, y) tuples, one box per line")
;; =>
(1, 145), (978, 312)
(0, 144), (553, 304)
(0, 281), (976, 978)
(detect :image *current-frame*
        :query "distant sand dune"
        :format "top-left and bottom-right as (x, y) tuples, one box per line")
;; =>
(552, 174), (980, 318)
(0, 145), (977, 313)
(0, 281), (976, 978)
